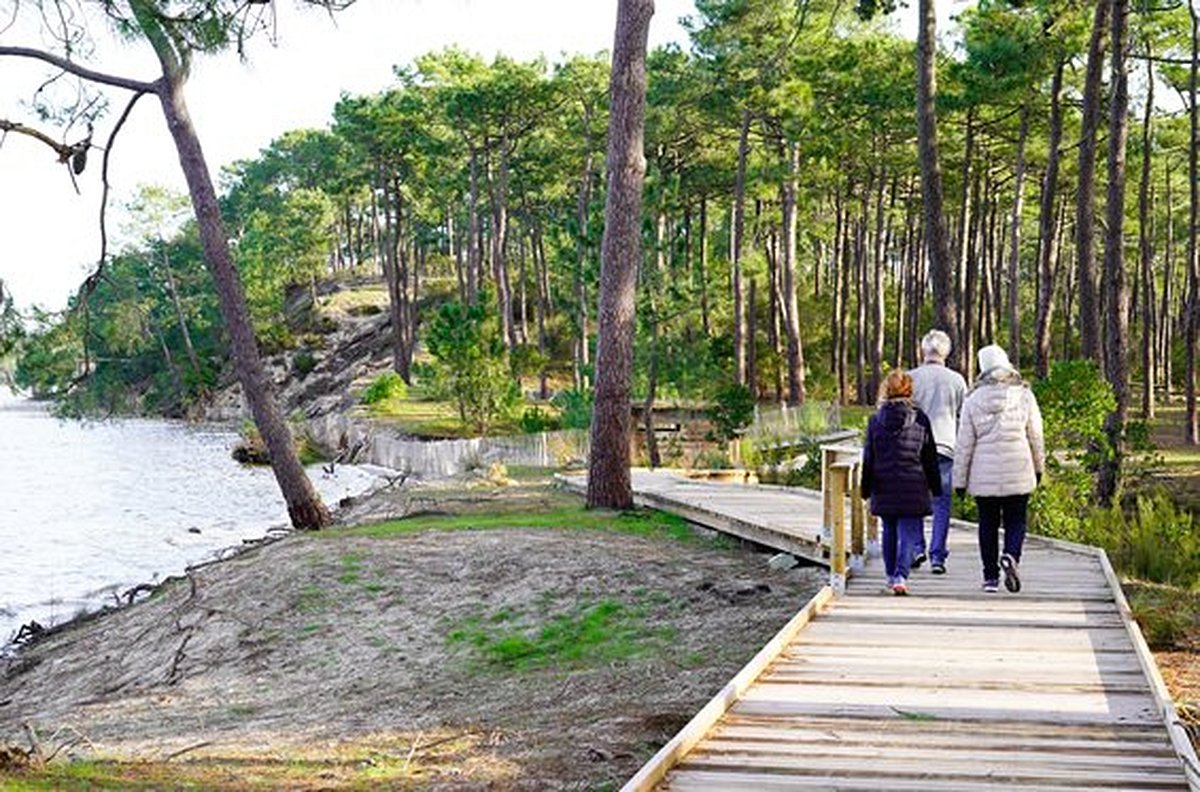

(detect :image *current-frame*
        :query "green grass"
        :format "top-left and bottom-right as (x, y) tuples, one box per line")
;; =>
(335, 504), (705, 545)
(446, 599), (674, 672)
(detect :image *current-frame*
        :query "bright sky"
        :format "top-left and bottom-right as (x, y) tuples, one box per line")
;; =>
(0, 0), (926, 312)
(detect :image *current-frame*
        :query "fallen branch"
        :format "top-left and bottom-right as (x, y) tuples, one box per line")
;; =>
(162, 740), (213, 762)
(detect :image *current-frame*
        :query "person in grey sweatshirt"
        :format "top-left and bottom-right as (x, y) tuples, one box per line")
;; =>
(907, 329), (967, 574)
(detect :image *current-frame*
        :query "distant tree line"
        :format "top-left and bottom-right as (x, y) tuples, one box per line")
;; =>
(10, 0), (1200, 508)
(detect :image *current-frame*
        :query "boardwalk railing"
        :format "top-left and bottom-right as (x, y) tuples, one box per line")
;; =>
(820, 442), (874, 593)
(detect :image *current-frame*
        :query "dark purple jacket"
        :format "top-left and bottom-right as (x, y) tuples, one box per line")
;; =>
(860, 400), (942, 518)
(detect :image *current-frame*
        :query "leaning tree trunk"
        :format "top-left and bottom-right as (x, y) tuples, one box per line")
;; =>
(587, 0), (653, 510)
(159, 77), (329, 529)
(1035, 57), (1066, 378)
(1098, 0), (1131, 503)
(916, 0), (960, 370)
(1076, 0), (1111, 368)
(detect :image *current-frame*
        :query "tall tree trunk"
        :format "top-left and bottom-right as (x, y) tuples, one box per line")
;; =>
(781, 140), (807, 405)
(587, 0), (653, 510)
(832, 187), (845, 396)
(732, 110), (752, 386)
(382, 179), (410, 382)
(956, 108), (976, 344)
(159, 249), (201, 379)
(1036, 56), (1066, 378)
(574, 129), (595, 392)
(964, 170), (981, 382)
(698, 197), (711, 336)
(1077, 0), (1111, 368)
(1008, 104), (1030, 366)
(1099, 0), (1131, 502)
(1162, 160), (1174, 403)
(1139, 54), (1157, 420)
(534, 225), (551, 399)
(467, 147), (482, 303)
(870, 160), (886, 397)
(838, 197), (852, 403)
(490, 145), (516, 351)
(450, 207), (466, 304)
(748, 276), (758, 396)
(158, 77), (328, 529)
(1187, 0), (1200, 443)
(766, 228), (784, 402)
(517, 226), (530, 346)
(916, 0), (960, 369)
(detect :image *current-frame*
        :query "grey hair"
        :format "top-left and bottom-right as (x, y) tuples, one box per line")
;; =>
(921, 329), (952, 361)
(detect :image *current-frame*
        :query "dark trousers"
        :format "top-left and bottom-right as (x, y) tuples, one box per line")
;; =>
(976, 494), (1029, 583)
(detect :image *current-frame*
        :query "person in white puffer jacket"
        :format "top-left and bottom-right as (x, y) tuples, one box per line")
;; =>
(952, 344), (1046, 594)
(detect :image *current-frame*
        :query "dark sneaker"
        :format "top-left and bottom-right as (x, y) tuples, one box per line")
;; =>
(982, 580), (999, 594)
(1001, 553), (1021, 593)
(930, 562), (946, 575)
(911, 552), (927, 571)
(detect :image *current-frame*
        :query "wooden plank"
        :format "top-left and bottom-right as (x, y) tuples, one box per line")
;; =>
(731, 697), (1163, 726)
(720, 713), (1176, 742)
(677, 752), (1190, 784)
(619, 586), (835, 792)
(710, 723), (1178, 754)
(666, 769), (1187, 792)
(690, 738), (1187, 771)
(790, 621), (1136, 651)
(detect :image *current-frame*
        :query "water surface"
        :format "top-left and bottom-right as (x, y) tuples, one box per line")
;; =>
(0, 391), (378, 643)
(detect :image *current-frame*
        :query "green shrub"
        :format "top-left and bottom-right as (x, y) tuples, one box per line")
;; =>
(360, 371), (408, 406)
(1128, 586), (1196, 650)
(519, 406), (561, 433)
(292, 349), (317, 378)
(1103, 491), (1200, 588)
(694, 447), (732, 470)
(421, 297), (520, 434)
(706, 383), (755, 441)
(551, 388), (593, 430)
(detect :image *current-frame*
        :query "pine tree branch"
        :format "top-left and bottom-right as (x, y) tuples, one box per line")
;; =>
(0, 45), (160, 94)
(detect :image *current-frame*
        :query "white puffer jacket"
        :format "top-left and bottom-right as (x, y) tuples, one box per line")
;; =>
(952, 372), (1046, 497)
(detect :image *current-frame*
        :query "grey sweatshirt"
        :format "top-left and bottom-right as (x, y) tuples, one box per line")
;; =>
(908, 361), (967, 458)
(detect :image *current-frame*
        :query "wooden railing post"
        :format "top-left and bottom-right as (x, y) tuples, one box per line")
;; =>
(849, 464), (865, 572)
(828, 462), (850, 594)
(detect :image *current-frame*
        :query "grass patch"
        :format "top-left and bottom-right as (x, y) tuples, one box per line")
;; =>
(0, 729), (498, 790)
(1127, 581), (1200, 651)
(337, 553), (365, 585)
(337, 505), (703, 545)
(447, 599), (672, 672)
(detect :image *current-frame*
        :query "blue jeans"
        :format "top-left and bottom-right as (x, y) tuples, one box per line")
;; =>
(881, 515), (924, 585)
(976, 494), (1029, 583)
(911, 455), (953, 565)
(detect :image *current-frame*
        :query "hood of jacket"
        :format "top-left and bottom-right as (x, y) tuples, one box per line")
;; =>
(877, 399), (916, 433)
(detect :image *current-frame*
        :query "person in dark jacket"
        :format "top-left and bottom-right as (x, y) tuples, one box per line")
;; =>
(861, 369), (943, 595)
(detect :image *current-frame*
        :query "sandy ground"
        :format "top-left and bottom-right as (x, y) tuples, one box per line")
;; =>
(0, 476), (824, 789)
(2, 471), (1195, 788)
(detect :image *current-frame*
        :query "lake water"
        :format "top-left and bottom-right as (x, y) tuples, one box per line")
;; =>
(0, 389), (380, 644)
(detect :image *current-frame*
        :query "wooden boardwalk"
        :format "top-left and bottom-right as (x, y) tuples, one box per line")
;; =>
(562, 470), (1200, 791)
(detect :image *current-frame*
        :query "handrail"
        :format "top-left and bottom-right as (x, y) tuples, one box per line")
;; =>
(820, 442), (872, 593)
